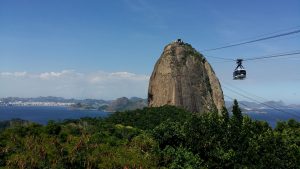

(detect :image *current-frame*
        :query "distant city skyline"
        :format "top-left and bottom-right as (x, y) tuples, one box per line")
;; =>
(1, 0), (300, 104)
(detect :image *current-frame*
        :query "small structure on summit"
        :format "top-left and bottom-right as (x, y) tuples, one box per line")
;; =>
(148, 40), (225, 113)
(175, 38), (184, 45)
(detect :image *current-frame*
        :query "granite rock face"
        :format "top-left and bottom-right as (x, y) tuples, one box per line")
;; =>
(148, 41), (225, 113)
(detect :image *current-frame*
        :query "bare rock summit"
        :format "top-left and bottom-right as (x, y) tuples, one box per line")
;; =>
(148, 40), (225, 113)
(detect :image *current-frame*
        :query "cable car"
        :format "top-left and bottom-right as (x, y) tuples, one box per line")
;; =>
(233, 59), (246, 80)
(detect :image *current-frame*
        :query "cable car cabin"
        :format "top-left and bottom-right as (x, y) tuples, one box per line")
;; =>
(233, 59), (246, 80)
(233, 68), (246, 80)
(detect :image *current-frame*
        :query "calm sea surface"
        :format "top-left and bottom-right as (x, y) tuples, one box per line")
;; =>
(244, 109), (300, 127)
(0, 106), (299, 127)
(0, 106), (109, 125)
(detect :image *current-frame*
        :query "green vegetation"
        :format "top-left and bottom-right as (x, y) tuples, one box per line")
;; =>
(183, 43), (202, 58)
(0, 119), (31, 132)
(0, 102), (299, 168)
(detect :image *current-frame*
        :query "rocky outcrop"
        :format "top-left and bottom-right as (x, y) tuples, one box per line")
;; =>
(148, 41), (225, 113)
(104, 97), (147, 112)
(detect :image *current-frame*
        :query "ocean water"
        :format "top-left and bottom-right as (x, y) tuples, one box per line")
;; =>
(0, 106), (109, 125)
(244, 109), (300, 127)
(0, 106), (299, 127)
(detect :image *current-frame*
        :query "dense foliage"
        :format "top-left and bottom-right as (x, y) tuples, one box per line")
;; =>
(0, 119), (30, 132)
(0, 102), (299, 168)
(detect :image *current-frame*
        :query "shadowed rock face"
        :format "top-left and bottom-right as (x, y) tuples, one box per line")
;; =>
(148, 41), (225, 113)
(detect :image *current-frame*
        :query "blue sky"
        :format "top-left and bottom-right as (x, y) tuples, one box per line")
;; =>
(1, 0), (300, 104)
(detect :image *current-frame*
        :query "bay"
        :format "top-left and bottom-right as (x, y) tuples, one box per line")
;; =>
(0, 106), (109, 125)
(244, 109), (300, 127)
(0, 106), (299, 128)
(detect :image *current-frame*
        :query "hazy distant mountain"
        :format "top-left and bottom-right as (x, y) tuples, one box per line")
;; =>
(0, 96), (107, 104)
(100, 97), (147, 112)
(287, 104), (300, 109)
(0, 96), (147, 112)
(70, 97), (147, 112)
(1, 96), (298, 112)
(225, 100), (294, 111)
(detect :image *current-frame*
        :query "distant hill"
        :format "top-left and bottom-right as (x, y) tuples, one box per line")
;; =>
(67, 97), (147, 112)
(100, 97), (147, 112)
(1, 96), (299, 112)
(0, 96), (108, 106)
(0, 96), (147, 112)
(0, 96), (106, 104)
(225, 100), (295, 111)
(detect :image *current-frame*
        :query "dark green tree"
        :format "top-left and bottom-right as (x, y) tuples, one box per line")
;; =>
(152, 120), (185, 149)
(161, 146), (204, 169)
(45, 120), (61, 135)
(228, 99), (243, 154)
(221, 106), (229, 124)
(232, 99), (243, 125)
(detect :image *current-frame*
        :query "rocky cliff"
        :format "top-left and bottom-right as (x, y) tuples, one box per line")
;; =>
(148, 40), (225, 113)
(105, 97), (147, 112)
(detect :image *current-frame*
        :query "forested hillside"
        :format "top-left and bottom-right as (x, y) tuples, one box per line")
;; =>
(0, 101), (299, 168)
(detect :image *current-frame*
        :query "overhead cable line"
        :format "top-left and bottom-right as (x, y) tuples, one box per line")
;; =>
(222, 85), (300, 118)
(227, 25), (300, 43)
(223, 94), (251, 109)
(223, 82), (300, 115)
(224, 94), (280, 122)
(205, 55), (235, 61)
(206, 50), (300, 63)
(212, 25), (300, 49)
(224, 85), (300, 118)
(201, 28), (300, 52)
(244, 50), (300, 61)
(223, 82), (271, 102)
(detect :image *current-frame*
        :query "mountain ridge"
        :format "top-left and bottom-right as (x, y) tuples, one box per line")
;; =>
(1, 96), (299, 112)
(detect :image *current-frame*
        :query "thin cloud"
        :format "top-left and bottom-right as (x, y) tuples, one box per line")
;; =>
(39, 70), (76, 80)
(0, 72), (27, 77)
(0, 70), (150, 99)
